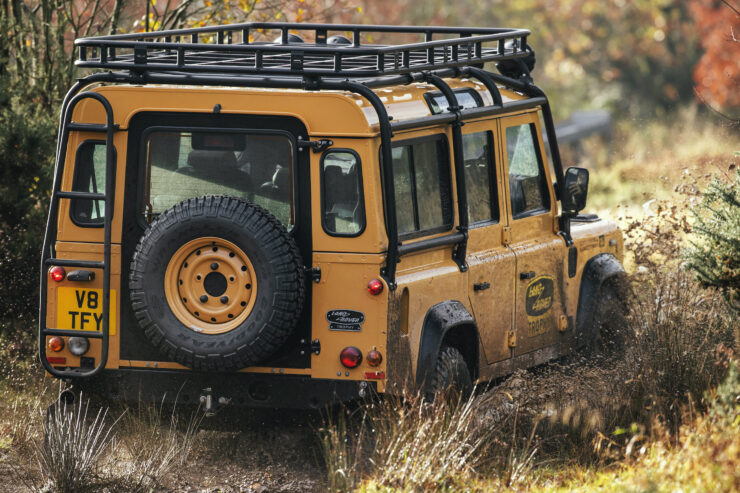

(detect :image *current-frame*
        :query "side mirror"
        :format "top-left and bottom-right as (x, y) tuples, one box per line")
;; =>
(562, 167), (589, 213)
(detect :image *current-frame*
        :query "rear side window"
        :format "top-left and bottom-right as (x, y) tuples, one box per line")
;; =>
(462, 131), (498, 224)
(71, 141), (111, 226)
(142, 130), (294, 229)
(506, 123), (550, 218)
(321, 150), (365, 236)
(391, 136), (453, 237)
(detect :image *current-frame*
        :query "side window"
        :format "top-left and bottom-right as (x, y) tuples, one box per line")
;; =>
(391, 136), (453, 237)
(71, 141), (111, 226)
(321, 150), (365, 236)
(505, 123), (550, 218)
(462, 131), (498, 224)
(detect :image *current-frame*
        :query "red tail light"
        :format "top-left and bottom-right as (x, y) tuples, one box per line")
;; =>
(367, 278), (383, 295)
(49, 266), (66, 282)
(47, 356), (67, 365)
(340, 346), (362, 368)
(365, 371), (385, 380)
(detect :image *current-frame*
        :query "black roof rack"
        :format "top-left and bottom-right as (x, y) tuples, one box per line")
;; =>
(75, 22), (531, 79)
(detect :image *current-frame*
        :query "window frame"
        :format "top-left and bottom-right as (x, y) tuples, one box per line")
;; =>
(390, 134), (454, 241)
(504, 121), (551, 220)
(136, 125), (297, 230)
(462, 130), (500, 228)
(423, 88), (484, 115)
(319, 148), (366, 238)
(69, 139), (117, 228)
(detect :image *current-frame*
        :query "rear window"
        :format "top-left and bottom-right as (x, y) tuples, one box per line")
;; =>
(391, 136), (453, 238)
(321, 150), (365, 236)
(71, 141), (113, 226)
(141, 130), (294, 229)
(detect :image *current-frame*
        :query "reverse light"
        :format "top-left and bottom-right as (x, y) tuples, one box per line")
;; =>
(49, 266), (66, 282)
(367, 278), (383, 295)
(68, 337), (90, 356)
(340, 346), (362, 369)
(366, 350), (383, 367)
(48, 336), (64, 352)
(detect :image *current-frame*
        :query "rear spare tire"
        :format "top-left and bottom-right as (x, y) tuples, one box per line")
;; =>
(130, 195), (305, 371)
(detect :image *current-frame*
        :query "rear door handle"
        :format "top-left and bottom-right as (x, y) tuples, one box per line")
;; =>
(520, 271), (536, 280)
(473, 281), (490, 291)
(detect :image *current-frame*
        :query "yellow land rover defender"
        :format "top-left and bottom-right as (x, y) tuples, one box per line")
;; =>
(40, 22), (625, 409)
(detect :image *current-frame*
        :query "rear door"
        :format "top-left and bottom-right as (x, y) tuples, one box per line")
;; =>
(499, 112), (567, 356)
(121, 112), (312, 367)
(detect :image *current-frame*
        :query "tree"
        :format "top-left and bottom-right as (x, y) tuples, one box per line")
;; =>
(690, 0), (740, 116)
(684, 169), (740, 312)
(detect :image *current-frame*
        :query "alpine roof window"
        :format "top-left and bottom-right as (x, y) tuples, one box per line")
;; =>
(425, 88), (483, 115)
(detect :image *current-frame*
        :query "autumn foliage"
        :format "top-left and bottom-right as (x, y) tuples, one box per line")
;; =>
(690, 0), (740, 110)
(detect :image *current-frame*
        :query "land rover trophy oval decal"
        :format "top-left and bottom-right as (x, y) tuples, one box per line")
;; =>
(326, 310), (365, 331)
(525, 276), (554, 317)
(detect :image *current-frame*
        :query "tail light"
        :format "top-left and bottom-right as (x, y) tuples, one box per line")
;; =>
(47, 356), (66, 365)
(48, 336), (64, 352)
(366, 350), (382, 366)
(49, 266), (66, 282)
(340, 346), (362, 368)
(367, 278), (383, 295)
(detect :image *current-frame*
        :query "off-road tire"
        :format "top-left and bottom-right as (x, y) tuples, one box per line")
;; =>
(130, 195), (305, 371)
(429, 346), (473, 402)
(588, 276), (629, 355)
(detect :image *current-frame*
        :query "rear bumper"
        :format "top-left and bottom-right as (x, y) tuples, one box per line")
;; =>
(79, 369), (374, 409)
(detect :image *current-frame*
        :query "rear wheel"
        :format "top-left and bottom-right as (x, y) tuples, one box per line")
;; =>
(428, 346), (473, 402)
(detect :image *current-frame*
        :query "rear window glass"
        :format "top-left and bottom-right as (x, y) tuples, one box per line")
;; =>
(142, 131), (294, 229)
(321, 150), (364, 236)
(71, 141), (112, 226)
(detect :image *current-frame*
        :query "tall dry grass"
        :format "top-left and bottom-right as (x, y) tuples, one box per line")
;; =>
(35, 394), (118, 493)
(110, 398), (203, 492)
(319, 392), (513, 491)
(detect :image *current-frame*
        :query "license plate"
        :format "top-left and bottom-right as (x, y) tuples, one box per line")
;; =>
(57, 287), (116, 335)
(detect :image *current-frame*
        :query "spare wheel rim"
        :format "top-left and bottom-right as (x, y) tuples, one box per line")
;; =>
(164, 237), (258, 335)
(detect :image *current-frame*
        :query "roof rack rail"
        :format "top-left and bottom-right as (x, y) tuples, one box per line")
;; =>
(75, 22), (531, 79)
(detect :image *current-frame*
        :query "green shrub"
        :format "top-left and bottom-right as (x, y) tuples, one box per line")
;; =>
(684, 169), (740, 312)
(0, 99), (56, 342)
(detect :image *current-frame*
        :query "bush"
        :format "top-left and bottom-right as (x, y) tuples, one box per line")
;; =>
(0, 99), (56, 343)
(684, 169), (740, 312)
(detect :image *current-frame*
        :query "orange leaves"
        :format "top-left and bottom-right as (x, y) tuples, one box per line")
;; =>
(690, 0), (740, 109)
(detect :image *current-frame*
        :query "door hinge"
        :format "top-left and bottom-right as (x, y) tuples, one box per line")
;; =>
(300, 338), (321, 355)
(297, 138), (333, 153)
(305, 266), (321, 283)
(502, 226), (512, 246)
(558, 314), (569, 332)
(507, 330), (517, 348)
